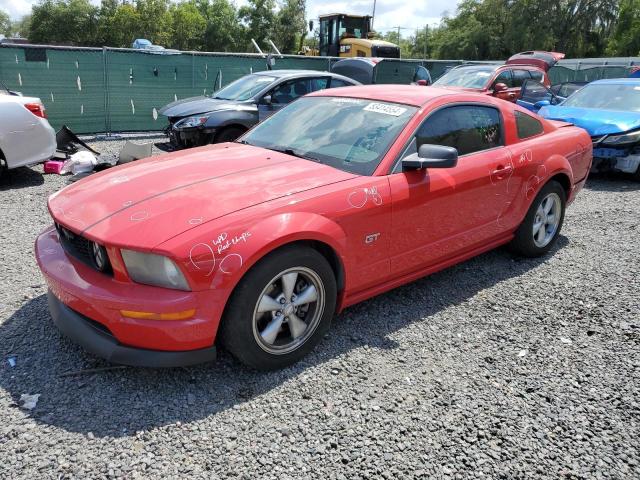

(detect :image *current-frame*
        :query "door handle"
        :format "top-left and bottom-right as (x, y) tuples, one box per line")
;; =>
(492, 165), (513, 176)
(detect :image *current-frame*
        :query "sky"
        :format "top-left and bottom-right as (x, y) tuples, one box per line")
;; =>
(1, 0), (453, 36)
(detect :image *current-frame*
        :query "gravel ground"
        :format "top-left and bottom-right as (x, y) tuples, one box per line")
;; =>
(0, 137), (638, 479)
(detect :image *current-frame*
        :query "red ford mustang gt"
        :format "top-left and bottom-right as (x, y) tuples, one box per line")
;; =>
(35, 85), (592, 370)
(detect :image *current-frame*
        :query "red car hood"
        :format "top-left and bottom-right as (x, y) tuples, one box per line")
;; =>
(49, 143), (356, 249)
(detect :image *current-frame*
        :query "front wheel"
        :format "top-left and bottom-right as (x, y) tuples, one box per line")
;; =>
(509, 180), (566, 257)
(219, 246), (337, 370)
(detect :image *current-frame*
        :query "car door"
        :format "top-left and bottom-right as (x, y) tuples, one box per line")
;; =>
(511, 69), (533, 100)
(388, 104), (517, 276)
(490, 70), (515, 101)
(516, 79), (559, 112)
(258, 78), (312, 122)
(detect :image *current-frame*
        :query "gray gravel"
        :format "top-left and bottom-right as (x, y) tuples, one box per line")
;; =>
(1, 138), (639, 479)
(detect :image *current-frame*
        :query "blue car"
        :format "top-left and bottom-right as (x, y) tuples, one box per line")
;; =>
(535, 79), (640, 178)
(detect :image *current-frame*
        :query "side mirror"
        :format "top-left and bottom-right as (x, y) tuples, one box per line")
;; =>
(493, 82), (508, 93)
(416, 79), (428, 86)
(402, 144), (458, 170)
(261, 95), (272, 105)
(534, 100), (551, 109)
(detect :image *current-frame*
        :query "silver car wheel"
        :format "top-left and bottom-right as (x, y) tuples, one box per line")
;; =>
(252, 267), (325, 355)
(532, 192), (561, 248)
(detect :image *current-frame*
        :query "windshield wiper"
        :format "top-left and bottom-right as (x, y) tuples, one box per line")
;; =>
(266, 146), (320, 163)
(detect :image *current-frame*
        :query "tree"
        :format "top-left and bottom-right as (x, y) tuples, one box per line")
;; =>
(273, 0), (306, 54)
(100, 3), (142, 47)
(607, 0), (640, 55)
(135, 0), (173, 46)
(195, 0), (242, 52)
(0, 9), (11, 36)
(29, 0), (100, 46)
(239, 0), (276, 52)
(170, 1), (206, 51)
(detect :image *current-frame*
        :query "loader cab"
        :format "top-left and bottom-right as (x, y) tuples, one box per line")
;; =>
(319, 14), (372, 57)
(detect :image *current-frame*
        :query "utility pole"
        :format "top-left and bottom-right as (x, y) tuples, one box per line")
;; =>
(372, 0), (377, 29)
(424, 24), (428, 60)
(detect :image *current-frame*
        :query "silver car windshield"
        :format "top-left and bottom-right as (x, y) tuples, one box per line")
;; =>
(433, 66), (497, 89)
(212, 74), (276, 101)
(561, 83), (640, 112)
(241, 96), (418, 175)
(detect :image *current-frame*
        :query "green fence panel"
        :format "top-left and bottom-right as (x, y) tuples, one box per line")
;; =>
(3, 44), (638, 135)
(0, 46), (106, 132)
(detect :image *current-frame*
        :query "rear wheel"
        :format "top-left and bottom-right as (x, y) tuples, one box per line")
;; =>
(509, 180), (566, 257)
(215, 127), (245, 144)
(220, 246), (337, 370)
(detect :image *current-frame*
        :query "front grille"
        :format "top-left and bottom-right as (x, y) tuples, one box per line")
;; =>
(56, 224), (113, 276)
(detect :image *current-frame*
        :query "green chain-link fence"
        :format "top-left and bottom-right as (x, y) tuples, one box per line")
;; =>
(2, 44), (638, 134)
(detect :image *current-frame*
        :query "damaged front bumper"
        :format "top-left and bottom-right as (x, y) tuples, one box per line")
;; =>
(591, 140), (640, 175)
(164, 122), (216, 149)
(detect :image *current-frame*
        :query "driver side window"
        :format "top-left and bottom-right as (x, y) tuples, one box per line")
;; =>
(271, 79), (311, 105)
(393, 105), (503, 173)
(492, 70), (513, 88)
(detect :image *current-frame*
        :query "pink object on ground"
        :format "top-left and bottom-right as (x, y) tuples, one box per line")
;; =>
(43, 160), (65, 174)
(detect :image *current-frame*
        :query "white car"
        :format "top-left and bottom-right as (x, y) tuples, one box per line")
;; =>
(0, 84), (56, 177)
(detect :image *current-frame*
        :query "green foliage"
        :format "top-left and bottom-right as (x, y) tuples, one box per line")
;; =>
(239, 0), (276, 51)
(15, 0), (640, 59)
(607, 0), (640, 55)
(273, 0), (306, 54)
(29, 0), (100, 46)
(196, 0), (243, 52)
(0, 9), (11, 36)
(170, 2), (206, 50)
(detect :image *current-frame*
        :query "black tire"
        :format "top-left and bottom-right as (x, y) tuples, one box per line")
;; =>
(219, 245), (337, 370)
(215, 127), (245, 144)
(509, 180), (566, 257)
(633, 164), (640, 182)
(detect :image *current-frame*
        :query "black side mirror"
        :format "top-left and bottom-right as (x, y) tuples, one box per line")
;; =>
(261, 95), (272, 105)
(402, 144), (458, 170)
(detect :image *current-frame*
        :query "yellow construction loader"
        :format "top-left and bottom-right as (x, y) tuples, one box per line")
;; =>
(301, 13), (400, 59)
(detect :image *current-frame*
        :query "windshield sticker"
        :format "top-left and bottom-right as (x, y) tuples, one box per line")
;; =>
(256, 77), (275, 83)
(331, 97), (362, 104)
(477, 72), (491, 77)
(364, 103), (407, 116)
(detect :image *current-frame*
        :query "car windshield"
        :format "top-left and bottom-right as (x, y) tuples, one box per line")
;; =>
(240, 96), (417, 175)
(433, 66), (498, 89)
(561, 83), (640, 112)
(212, 74), (276, 101)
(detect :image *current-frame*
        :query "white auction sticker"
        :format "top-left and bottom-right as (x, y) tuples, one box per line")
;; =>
(364, 102), (407, 116)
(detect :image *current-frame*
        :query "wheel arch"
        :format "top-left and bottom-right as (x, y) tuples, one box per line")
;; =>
(218, 213), (350, 314)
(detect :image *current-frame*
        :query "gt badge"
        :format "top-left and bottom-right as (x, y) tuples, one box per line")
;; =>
(365, 233), (380, 244)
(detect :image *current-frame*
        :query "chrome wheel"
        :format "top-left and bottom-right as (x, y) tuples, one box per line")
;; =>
(252, 267), (325, 355)
(532, 192), (561, 248)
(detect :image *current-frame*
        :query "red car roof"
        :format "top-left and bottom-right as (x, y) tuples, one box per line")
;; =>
(308, 84), (459, 107)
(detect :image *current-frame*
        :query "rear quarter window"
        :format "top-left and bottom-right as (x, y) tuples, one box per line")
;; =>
(530, 71), (544, 82)
(515, 110), (544, 139)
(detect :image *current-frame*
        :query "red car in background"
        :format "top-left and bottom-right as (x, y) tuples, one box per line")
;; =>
(433, 51), (565, 102)
(36, 85), (591, 370)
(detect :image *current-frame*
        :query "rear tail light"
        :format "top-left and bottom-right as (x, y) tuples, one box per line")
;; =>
(24, 102), (47, 119)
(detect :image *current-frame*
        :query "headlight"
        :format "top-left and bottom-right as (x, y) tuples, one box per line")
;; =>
(175, 115), (209, 129)
(121, 249), (190, 291)
(602, 130), (640, 145)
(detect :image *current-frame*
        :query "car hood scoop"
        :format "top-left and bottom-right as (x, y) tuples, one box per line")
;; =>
(49, 143), (356, 249)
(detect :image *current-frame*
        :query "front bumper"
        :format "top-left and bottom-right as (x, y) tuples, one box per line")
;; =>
(167, 124), (216, 148)
(35, 226), (224, 366)
(47, 291), (216, 367)
(592, 145), (640, 174)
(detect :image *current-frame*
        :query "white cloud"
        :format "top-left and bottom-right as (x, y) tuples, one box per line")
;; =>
(0, 0), (33, 19)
